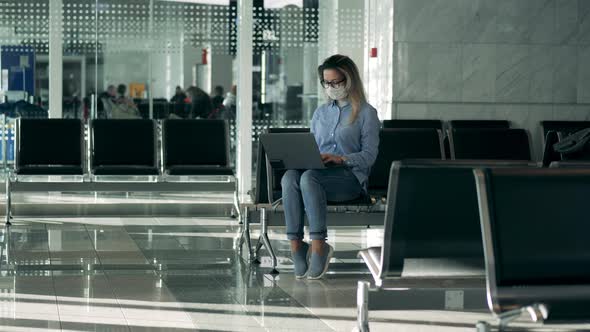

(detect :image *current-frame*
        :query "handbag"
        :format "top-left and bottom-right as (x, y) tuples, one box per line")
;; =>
(553, 128), (590, 155)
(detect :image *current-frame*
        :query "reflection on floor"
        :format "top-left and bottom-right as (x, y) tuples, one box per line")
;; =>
(0, 217), (586, 331)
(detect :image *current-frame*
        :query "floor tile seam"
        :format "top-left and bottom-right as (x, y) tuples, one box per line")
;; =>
(228, 272), (335, 329)
(129, 218), (246, 311)
(81, 224), (133, 332)
(44, 223), (64, 331)
(106, 225), (197, 328)
(262, 273), (338, 332)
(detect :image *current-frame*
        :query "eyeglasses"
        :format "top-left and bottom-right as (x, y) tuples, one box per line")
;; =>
(320, 78), (346, 89)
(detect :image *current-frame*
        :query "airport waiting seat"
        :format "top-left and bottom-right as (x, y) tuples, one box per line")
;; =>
(7, 119), (239, 226)
(474, 168), (590, 330)
(382, 119), (442, 130)
(91, 119), (159, 175)
(449, 128), (531, 161)
(162, 119), (233, 176)
(445, 121), (511, 159)
(236, 127), (311, 272)
(367, 128), (443, 196)
(356, 159), (535, 331)
(241, 128), (446, 272)
(359, 160), (489, 286)
(15, 119), (84, 175)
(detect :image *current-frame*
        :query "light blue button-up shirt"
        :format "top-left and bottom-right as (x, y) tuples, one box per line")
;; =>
(311, 100), (380, 192)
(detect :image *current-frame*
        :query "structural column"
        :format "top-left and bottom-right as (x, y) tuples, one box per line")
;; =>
(48, 0), (63, 118)
(236, 0), (253, 199)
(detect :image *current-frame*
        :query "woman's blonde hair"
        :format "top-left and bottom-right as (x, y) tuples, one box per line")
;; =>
(318, 54), (367, 123)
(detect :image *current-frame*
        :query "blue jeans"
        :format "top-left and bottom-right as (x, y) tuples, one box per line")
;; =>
(281, 168), (362, 241)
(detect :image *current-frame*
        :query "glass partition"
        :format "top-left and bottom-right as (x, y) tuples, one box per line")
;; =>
(0, 0), (50, 167)
(63, 0), (97, 121)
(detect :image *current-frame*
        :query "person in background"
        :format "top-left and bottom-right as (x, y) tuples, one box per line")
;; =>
(212, 86), (224, 110)
(171, 86), (187, 104)
(280, 54), (380, 280)
(98, 85), (117, 119)
(116, 84), (138, 110)
(223, 85), (236, 110)
(186, 86), (213, 119)
(106, 84), (140, 119)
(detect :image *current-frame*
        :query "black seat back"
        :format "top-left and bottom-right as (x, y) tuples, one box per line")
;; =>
(381, 161), (531, 278)
(383, 119), (442, 129)
(162, 119), (229, 168)
(450, 128), (531, 161)
(254, 127), (309, 204)
(444, 120), (510, 160)
(16, 119), (84, 173)
(542, 131), (561, 167)
(91, 119), (157, 169)
(476, 168), (590, 321)
(449, 120), (510, 129)
(368, 129), (443, 194)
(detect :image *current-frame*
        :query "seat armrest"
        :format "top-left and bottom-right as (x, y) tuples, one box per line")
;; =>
(358, 247), (382, 286)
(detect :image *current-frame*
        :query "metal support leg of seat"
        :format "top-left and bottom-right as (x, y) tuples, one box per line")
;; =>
(232, 180), (241, 221)
(254, 207), (278, 274)
(237, 207), (253, 262)
(233, 190), (241, 221)
(475, 303), (548, 332)
(5, 176), (11, 226)
(357, 281), (370, 332)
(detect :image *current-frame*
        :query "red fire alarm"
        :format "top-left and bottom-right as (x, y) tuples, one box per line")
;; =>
(370, 47), (378, 58)
(202, 49), (208, 65)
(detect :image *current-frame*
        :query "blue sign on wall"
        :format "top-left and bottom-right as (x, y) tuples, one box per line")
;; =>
(1, 45), (35, 98)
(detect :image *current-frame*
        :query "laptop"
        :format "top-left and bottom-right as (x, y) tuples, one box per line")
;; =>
(260, 132), (336, 170)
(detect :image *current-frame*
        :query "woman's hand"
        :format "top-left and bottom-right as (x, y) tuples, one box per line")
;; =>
(321, 154), (346, 165)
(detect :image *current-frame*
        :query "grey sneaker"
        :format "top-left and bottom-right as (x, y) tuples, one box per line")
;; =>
(292, 242), (310, 279)
(307, 243), (334, 280)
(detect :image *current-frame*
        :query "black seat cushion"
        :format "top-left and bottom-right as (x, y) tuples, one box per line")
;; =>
(17, 165), (83, 175)
(327, 194), (372, 206)
(166, 165), (234, 176)
(163, 119), (229, 169)
(451, 128), (531, 160)
(17, 119), (83, 174)
(93, 165), (159, 175)
(92, 119), (156, 172)
(270, 189), (372, 206)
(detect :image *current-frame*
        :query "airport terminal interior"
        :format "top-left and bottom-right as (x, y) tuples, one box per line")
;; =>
(1, 0), (590, 331)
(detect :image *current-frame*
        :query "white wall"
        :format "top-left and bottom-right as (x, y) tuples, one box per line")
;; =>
(365, 0), (394, 119)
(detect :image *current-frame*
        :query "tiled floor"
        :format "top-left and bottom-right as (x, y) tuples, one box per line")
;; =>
(0, 217), (587, 331)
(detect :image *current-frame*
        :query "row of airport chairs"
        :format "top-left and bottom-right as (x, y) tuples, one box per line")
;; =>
(235, 119), (590, 330)
(6, 118), (239, 224)
(16, 118), (233, 176)
(239, 121), (534, 273)
(384, 119), (590, 166)
(356, 159), (590, 331)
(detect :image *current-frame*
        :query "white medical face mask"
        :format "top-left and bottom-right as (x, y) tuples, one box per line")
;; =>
(325, 85), (348, 100)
